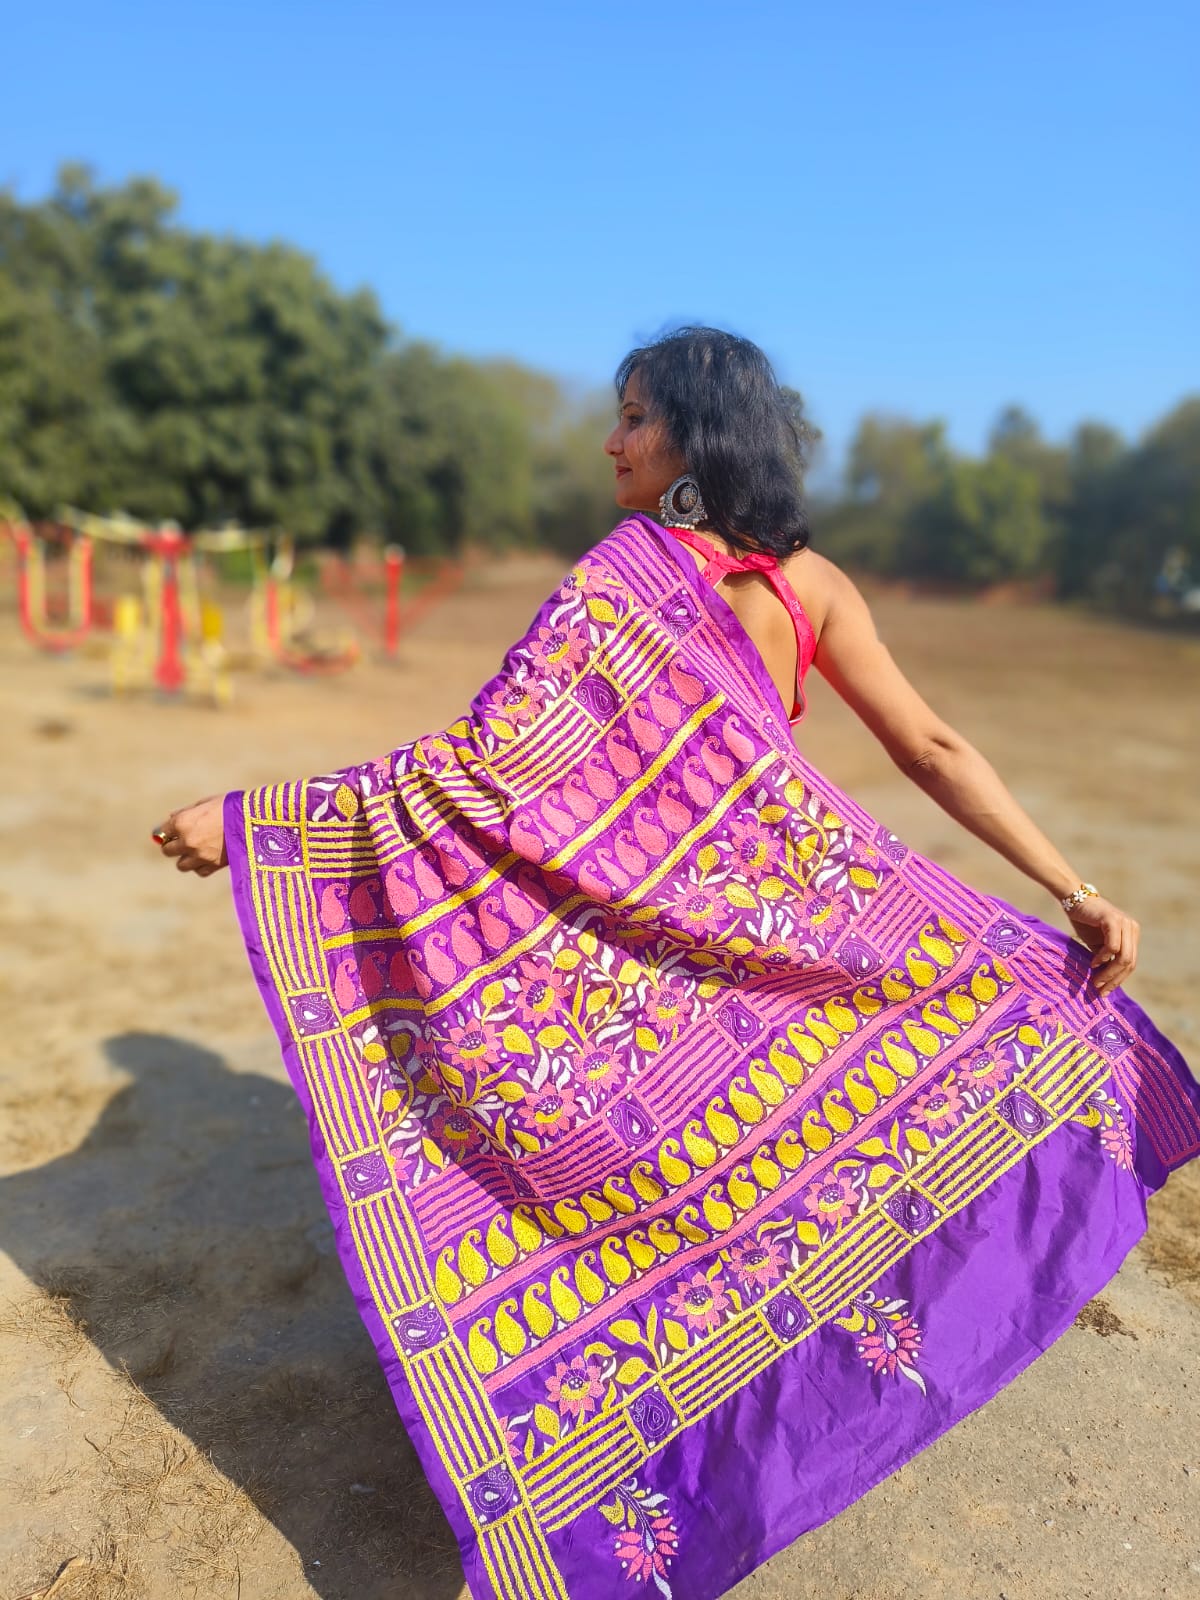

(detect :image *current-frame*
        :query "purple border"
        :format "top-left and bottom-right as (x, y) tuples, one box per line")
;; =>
(222, 792), (489, 1598)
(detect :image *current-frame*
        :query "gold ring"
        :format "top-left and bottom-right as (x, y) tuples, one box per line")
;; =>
(152, 826), (173, 847)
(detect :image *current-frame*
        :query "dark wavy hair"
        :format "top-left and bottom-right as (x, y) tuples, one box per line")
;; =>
(615, 326), (813, 557)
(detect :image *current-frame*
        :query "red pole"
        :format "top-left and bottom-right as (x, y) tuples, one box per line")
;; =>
(147, 527), (188, 692)
(384, 544), (404, 657)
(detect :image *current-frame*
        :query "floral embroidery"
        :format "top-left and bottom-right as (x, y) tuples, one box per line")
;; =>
(600, 1479), (679, 1597)
(1076, 1086), (1134, 1170)
(444, 1016), (503, 1071)
(486, 676), (547, 727)
(725, 1237), (787, 1296)
(519, 1083), (580, 1137)
(667, 1270), (731, 1334)
(546, 1356), (605, 1421)
(910, 1072), (966, 1132)
(529, 622), (588, 676)
(514, 958), (569, 1024)
(802, 1172), (860, 1229)
(836, 1292), (927, 1393)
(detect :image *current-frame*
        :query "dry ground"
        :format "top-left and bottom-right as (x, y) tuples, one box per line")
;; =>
(1, 555), (1198, 1600)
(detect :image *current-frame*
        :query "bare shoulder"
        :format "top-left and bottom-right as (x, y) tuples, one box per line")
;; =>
(779, 546), (857, 638)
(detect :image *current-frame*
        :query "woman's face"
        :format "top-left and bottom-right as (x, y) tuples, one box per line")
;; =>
(604, 370), (687, 515)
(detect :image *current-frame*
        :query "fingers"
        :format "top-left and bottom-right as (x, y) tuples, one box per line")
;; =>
(1092, 917), (1139, 996)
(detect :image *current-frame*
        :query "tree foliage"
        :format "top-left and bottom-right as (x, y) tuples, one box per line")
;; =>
(819, 395), (1200, 616)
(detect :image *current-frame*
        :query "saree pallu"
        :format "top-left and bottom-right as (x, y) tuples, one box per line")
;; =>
(225, 513), (1200, 1600)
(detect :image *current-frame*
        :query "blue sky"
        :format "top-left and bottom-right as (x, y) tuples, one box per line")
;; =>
(4, 1), (1196, 480)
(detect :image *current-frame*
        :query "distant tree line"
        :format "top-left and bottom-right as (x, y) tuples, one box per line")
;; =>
(0, 166), (616, 555)
(814, 398), (1200, 618)
(3, 167), (1197, 617)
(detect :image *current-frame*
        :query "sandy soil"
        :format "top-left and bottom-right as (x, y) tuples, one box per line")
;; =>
(1, 555), (1198, 1600)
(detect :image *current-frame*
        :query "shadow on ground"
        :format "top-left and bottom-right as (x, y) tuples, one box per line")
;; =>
(0, 1031), (463, 1600)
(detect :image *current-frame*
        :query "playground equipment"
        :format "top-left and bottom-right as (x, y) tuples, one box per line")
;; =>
(62, 509), (232, 704)
(6, 497), (465, 699)
(4, 509), (96, 652)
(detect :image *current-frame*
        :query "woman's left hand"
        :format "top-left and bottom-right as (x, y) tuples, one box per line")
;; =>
(155, 796), (228, 875)
(1066, 894), (1139, 997)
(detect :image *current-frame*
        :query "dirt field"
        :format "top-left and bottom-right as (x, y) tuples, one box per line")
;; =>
(1, 555), (1198, 1600)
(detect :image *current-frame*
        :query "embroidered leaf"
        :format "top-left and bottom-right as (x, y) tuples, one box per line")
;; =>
(496, 1081), (526, 1103)
(663, 1319), (690, 1351)
(588, 597), (619, 624)
(628, 906), (658, 922)
(784, 778), (806, 807)
(553, 948), (582, 969)
(634, 1027), (661, 1052)
(481, 980), (507, 1010)
(578, 929), (599, 956)
(888, 1119), (902, 1156)
(616, 958), (643, 985)
(362, 1041), (387, 1063)
(795, 1221), (821, 1247)
(614, 1356), (651, 1386)
(759, 803), (788, 823)
(586, 986), (612, 1016)
(759, 876), (788, 900)
(584, 1340), (614, 1360)
(856, 1137), (889, 1158)
(440, 1063), (465, 1090)
(512, 1128), (540, 1152)
(646, 1304), (660, 1348)
(905, 1127), (932, 1153)
(794, 832), (820, 860)
(598, 1498), (624, 1527)
(502, 1024), (534, 1054)
(725, 936), (755, 955)
(697, 844), (720, 873)
(697, 975), (726, 998)
(333, 782), (359, 820)
(523, 1430), (537, 1463)
(493, 1115), (509, 1152)
(849, 867), (879, 890)
(608, 1318), (643, 1346)
(535, 1025), (570, 1048)
(866, 1163), (896, 1188)
(389, 1033), (413, 1059)
(1017, 1024), (1043, 1046)
(487, 718), (516, 740)
(533, 1404), (561, 1442)
(724, 883), (758, 909)
(421, 1137), (447, 1168)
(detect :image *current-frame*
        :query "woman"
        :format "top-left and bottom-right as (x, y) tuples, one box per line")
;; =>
(159, 328), (1197, 1600)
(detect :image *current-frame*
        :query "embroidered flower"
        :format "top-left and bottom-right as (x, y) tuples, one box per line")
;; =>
(728, 818), (780, 879)
(961, 1047), (1008, 1093)
(519, 1083), (579, 1137)
(910, 1075), (966, 1133)
(1100, 1119), (1133, 1169)
(545, 1355), (604, 1420)
(726, 1237), (786, 1292)
(444, 1017), (502, 1071)
(807, 894), (847, 941)
(857, 1309), (923, 1380)
(1027, 999), (1058, 1027)
(802, 1172), (859, 1228)
(529, 623), (587, 675)
(613, 1510), (679, 1588)
(649, 978), (689, 1039)
(674, 884), (724, 937)
(486, 676), (547, 726)
(667, 1270), (731, 1334)
(573, 1044), (624, 1092)
(754, 935), (811, 970)
(430, 1104), (483, 1160)
(514, 958), (569, 1025)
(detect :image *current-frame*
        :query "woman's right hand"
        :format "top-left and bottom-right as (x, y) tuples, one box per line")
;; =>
(1066, 893), (1140, 997)
(156, 796), (228, 875)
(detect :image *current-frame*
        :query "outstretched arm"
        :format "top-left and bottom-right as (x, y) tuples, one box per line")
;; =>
(812, 561), (1138, 997)
(156, 796), (227, 875)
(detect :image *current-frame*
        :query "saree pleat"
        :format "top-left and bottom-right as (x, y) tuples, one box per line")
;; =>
(225, 513), (1200, 1600)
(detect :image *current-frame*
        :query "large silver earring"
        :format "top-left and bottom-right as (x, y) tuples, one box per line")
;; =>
(659, 474), (707, 528)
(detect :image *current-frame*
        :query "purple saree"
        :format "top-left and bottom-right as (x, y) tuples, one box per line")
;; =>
(225, 513), (1200, 1600)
